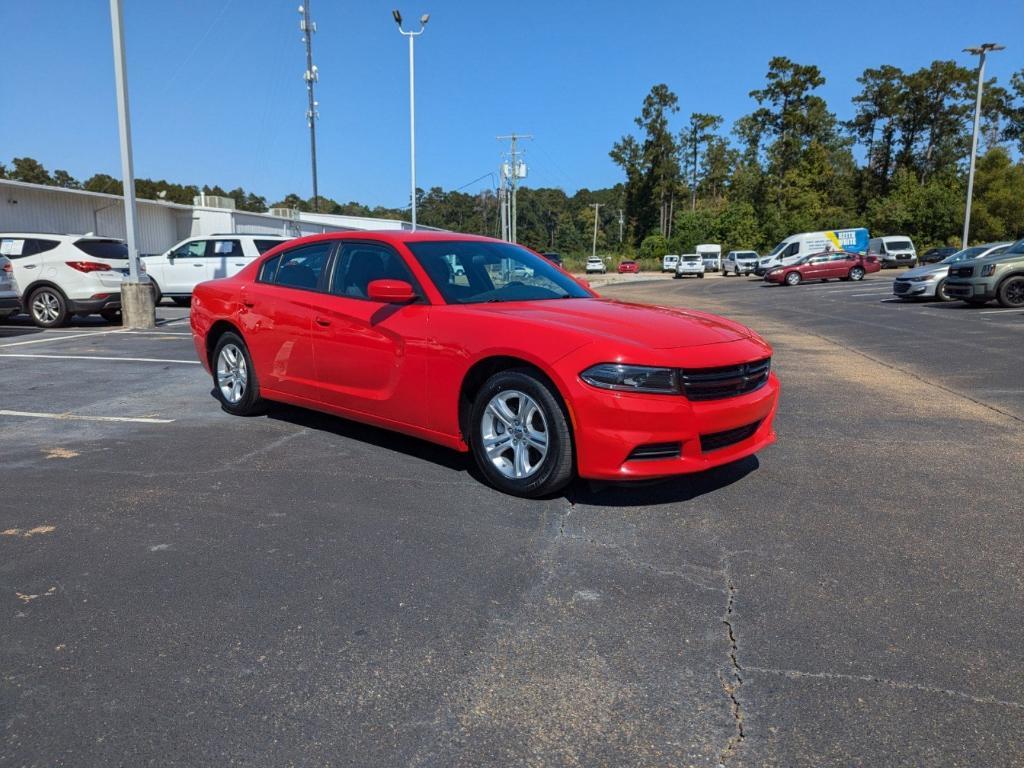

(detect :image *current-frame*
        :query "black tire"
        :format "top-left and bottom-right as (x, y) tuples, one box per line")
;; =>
(935, 279), (952, 302)
(469, 368), (573, 498)
(672, 273), (680, 279)
(172, 296), (192, 307)
(148, 280), (162, 306)
(849, 266), (865, 281)
(28, 286), (69, 328)
(100, 308), (122, 324)
(698, 273), (705, 278)
(997, 276), (1024, 308)
(211, 332), (267, 416)
(784, 271), (802, 286)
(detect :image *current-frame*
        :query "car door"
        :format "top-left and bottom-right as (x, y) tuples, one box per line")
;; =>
(164, 239), (207, 294)
(207, 238), (246, 281)
(801, 255), (830, 280)
(823, 252), (854, 278)
(1, 238), (35, 295)
(239, 241), (334, 401)
(308, 241), (432, 428)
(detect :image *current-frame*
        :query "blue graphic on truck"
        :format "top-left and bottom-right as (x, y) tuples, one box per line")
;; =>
(825, 228), (869, 254)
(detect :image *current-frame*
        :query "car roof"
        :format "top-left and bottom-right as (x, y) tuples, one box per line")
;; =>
(0, 232), (115, 241)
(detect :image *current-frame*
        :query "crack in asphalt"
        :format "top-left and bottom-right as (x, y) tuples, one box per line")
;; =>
(717, 553), (745, 764)
(743, 665), (1024, 711)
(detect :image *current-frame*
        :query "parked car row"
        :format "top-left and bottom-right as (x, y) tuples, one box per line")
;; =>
(924, 239), (1024, 308)
(0, 232), (293, 327)
(893, 242), (1011, 301)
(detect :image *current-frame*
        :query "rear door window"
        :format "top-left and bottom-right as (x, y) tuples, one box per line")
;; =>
(209, 239), (243, 257)
(263, 242), (332, 291)
(255, 239), (285, 255)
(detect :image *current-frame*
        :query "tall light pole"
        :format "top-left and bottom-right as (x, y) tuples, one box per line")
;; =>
(591, 203), (603, 259)
(962, 43), (1004, 249)
(108, 0), (154, 328)
(393, 10), (429, 230)
(299, 4), (320, 211)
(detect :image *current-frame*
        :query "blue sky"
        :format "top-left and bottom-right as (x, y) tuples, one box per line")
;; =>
(3, 1), (1022, 208)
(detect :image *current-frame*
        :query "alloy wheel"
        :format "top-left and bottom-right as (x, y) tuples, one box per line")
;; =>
(31, 291), (61, 324)
(850, 267), (865, 281)
(216, 343), (248, 404)
(480, 389), (549, 479)
(1003, 278), (1024, 308)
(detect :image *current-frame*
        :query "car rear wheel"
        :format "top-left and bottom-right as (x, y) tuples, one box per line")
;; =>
(698, 273), (705, 278)
(785, 271), (802, 286)
(935, 279), (952, 302)
(148, 280), (162, 306)
(997, 276), (1024, 308)
(29, 286), (69, 328)
(470, 369), (573, 498)
(212, 332), (266, 416)
(849, 267), (865, 281)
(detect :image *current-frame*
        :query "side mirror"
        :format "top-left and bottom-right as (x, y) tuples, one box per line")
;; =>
(367, 279), (416, 303)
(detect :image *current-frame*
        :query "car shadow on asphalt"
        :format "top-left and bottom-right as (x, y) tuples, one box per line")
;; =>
(567, 455), (759, 507)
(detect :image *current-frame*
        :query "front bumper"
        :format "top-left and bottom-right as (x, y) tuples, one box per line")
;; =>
(893, 280), (936, 298)
(554, 349), (780, 480)
(763, 271), (786, 284)
(881, 256), (915, 267)
(944, 281), (993, 300)
(675, 268), (704, 276)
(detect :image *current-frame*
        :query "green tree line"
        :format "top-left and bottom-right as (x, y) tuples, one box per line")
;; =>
(4, 55), (1022, 268)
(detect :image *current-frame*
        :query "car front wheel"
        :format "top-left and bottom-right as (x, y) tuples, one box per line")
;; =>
(849, 266), (865, 281)
(212, 332), (266, 416)
(470, 369), (573, 498)
(997, 276), (1024, 308)
(935, 279), (952, 302)
(785, 271), (802, 286)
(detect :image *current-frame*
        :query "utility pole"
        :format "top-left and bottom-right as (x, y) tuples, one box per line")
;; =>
(617, 209), (624, 244)
(962, 42), (1004, 248)
(591, 203), (603, 259)
(108, 0), (154, 328)
(497, 133), (532, 242)
(299, 4), (320, 211)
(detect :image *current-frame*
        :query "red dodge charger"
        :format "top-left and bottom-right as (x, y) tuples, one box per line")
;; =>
(191, 232), (779, 497)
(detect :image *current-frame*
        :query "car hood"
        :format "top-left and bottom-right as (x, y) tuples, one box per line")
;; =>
(473, 298), (758, 349)
(901, 263), (948, 279)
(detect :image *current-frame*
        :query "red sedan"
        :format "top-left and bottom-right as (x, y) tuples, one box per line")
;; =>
(618, 260), (640, 274)
(191, 232), (779, 497)
(764, 251), (880, 286)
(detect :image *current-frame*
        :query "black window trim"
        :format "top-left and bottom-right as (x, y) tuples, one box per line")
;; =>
(324, 239), (428, 304)
(256, 240), (339, 294)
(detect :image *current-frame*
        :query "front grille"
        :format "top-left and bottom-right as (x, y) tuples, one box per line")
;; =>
(893, 281), (911, 294)
(679, 358), (771, 401)
(700, 421), (762, 453)
(951, 265), (975, 278)
(626, 442), (682, 461)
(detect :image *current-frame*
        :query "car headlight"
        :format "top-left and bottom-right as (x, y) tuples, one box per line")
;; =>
(981, 264), (997, 277)
(907, 275), (934, 282)
(767, 268), (783, 275)
(580, 363), (679, 394)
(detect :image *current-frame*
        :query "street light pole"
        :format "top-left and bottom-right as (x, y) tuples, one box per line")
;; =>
(962, 43), (1004, 249)
(393, 10), (429, 231)
(591, 203), (603, 259)
(108, 0), (154, 328)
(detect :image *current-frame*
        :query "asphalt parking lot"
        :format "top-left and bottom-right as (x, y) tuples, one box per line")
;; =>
(2, 277), (1023, 767)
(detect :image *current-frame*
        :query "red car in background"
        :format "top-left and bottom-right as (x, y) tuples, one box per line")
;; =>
(764, 251), (880, 286)
(618, 260), (640, 274)
(191, 232), (779, 498)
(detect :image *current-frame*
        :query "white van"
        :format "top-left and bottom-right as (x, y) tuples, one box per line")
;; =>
(868, 236), (917, 269)
(662, 254), (679, 273)
(696, 244), (722, 272)
(756, 228), (869, 274)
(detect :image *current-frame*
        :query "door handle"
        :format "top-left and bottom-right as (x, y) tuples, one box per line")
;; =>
(193, 263), (204, 267)
(23, 264), (37, 269)
(315, 316), (331, 327)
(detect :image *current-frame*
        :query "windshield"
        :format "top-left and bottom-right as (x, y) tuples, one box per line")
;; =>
(407, 240), (592, 304)
(75, 239), (128, 260)
(943, 246), (987, 263)
(1006, 238), (1024, 254)
(885, 240), (913, 250)
(768, 241), (788, 256)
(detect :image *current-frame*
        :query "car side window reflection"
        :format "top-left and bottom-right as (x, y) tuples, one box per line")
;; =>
(260, 242), (332, 290)
(330, 244), (416, 300)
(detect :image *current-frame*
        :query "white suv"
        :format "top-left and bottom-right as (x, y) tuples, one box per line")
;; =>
(0, 233), (135, 327)
(143, 234), (289, 305)
(674, 254), (706, 278)
(585, 257), (607, 274)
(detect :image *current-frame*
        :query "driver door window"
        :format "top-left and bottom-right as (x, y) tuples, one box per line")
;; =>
(330, 243), (417, 300)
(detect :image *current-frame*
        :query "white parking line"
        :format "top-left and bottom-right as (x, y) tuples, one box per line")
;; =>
(0, 409), (174, 424)
(849, 292), (892, 297)
(979, 308), (1024, 314)
(0, 328), (129, 348)
(0, 353), (200, 364)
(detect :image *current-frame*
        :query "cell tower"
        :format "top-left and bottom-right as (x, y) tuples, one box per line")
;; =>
(298, 4), (320, 211)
